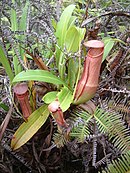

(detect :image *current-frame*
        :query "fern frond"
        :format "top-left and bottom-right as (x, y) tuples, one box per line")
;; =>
(53, 130), (68, 148)
(70, 109), (93, 142)
(94, 108), (130, 153)
(102, 151), (130, 173)
(109, 103), (130, 116)
(71, 108), (93, 123)
(102, 94), (130, 124)
(94, 108), (112, 133)
(71, 123), (90, 142)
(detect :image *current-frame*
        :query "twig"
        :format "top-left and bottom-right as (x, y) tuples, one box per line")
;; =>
(100, 87), (130, 96)
(0, 103), (13, 141)
(81, 11), (130, 27)
(42, 143), (56, 151)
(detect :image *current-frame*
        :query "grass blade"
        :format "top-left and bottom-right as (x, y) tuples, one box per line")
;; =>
(0, 44), (14, 82)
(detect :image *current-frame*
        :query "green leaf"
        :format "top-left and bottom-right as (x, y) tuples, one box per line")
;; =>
(11, 0), (18, 32)
(102, 38), (115, 61)
(55, 5), (75, 80)
(19, 1), (29, 32)
(68, 16), (77, 29)
(19, 1), (30, 57)
(19, 1), (29, 41)
(56, 51), (66, 80)
(68, 58), (78, 89)
(11, 104), (49, 150)
(51, 18), (57, 30)
(57, 86), (73, 112)
(94, 108), (130, 153)
(11, 0), (22, 74)
(65, 26), (85, 53)
(102, 151), (130, 173)
(113, 38), (126, 45)
(76, 27), (86, 42)
(0, 102), (9, 111)
(65, 26), (80, 52)
(71, 109), (93, 142)
(0, 44), (14, 82)
(12, 70), (67, 87)
(56, 4), (75, 47)
(102, 37), (126, 62)
(42, 91), (58, 104)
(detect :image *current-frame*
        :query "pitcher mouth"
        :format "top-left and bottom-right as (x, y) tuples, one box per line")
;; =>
(83, 40), (104, 48)
(88, 47), (104, 58)
(83, 40), (104, 58)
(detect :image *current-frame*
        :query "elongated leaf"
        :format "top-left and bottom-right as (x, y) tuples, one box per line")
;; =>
(19, 1), (30, 57)
(68, 58), (78, 89)
(12, 70), (67, 86)
(42, 91), (58, 104)
(56, 4), (75, 47)
(55, 5), (75, 79)
(76, 27), (86, 41)
(112, 38), (126, 45)
(102, 37), (115, 61)
(11, 0), (22, 74)
(57, 86), (73, 112)
(0, 102), (9, 111)
(55, 37), (66, 79)
(65, 26), (80, 52)
(0, 44), (14, 82)
(11, 104), (49, 150)
(102, 37), (126, 62)
(68, 16), (77, 30)
(19, 1), (29, 32)
(11, 0), (18, 31)
(65, 26), (85, 53)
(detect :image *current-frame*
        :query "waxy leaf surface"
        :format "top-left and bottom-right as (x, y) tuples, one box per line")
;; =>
(42, 91), (58, 104)
(57, 86), (73, 112)
(11, 104), (49, 150)
(12, 70), (67, 87)
(56, 4), (75, 47)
